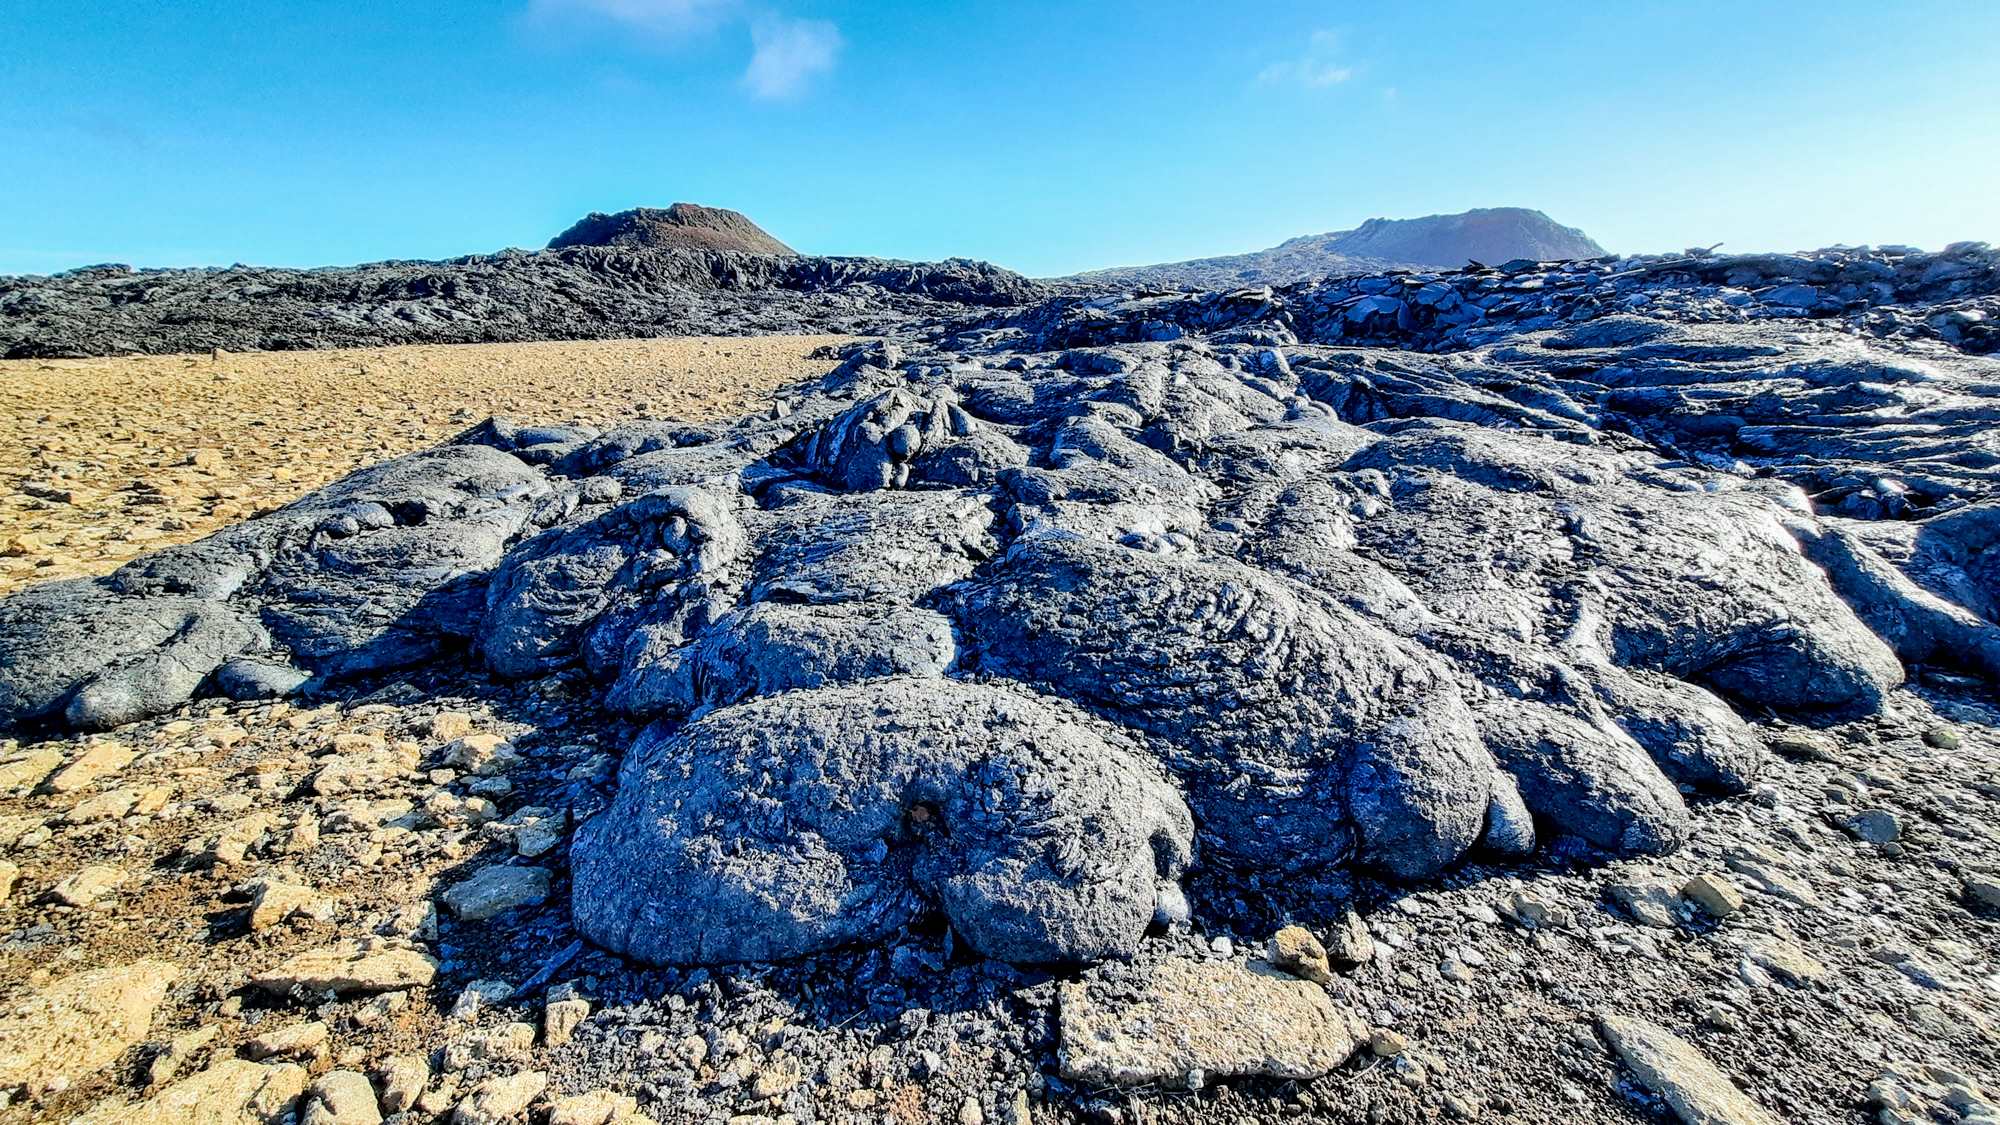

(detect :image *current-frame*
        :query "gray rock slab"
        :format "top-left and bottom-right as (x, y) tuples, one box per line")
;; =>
(1058, 957), (1367, 1089)
(1598, 1013), (1779, 1125)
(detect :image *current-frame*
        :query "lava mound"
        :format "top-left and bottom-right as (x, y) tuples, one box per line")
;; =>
(6, 253), (2000, 970)
(546, 203), (798, 256)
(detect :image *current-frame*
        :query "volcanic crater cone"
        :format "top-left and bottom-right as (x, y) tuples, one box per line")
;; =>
(546, 203), (799, 256)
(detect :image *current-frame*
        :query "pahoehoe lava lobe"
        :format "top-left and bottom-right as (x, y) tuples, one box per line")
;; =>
(3, 240), (1999, 968)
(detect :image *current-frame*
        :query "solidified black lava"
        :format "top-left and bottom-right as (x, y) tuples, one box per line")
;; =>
(4, 241), (1999, 970)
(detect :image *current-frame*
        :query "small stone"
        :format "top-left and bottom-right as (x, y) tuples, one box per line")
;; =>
(303, 1069), (382, 1125)
(1843, 809), (1902, 844)
(429, 712), (477, 743)
(417, 1075), (463, 1117)
(51, 863), (127, 906)
(1267, 925), (1334, 984)
(379, 1054), (431, 1115)
(1607, 875), (1685, 929)
(514, 814), (567, 859)
(448, 979), (515, 1022)
(550, 1090), (638, 1125)
(959, 1096), (985, 1125)
(1923, 726), (1963, 750)
(353, 990), (409, 1029)
(252, 944), (439, 995)
(1764, 731), (1838, 762)
(544, 998), (590, 1046)
(1723, 849), (1822, 907)
(313, 739), (421, 796)
(147, 1024), (220, 1087)
(1326, 910), (1373, 966)
(443, 1023), (536, 1071)
(1058, 957), (1367, 1089)
(750, 1055), (803, 1098)
(443, 865), (552, 920)
(246, 1020), (329, 1062)
(1598, 1014), (1779, 1125)
(249, 879), (333, 932)
(45, 741), (138, 793)
(1736, 935), (1826, 986)
(1499, 890), (1571, 929)
(213, 812), (278, 867)
(453, 1071), (548, 1125)
(1370, 1029), (1408, 1057)
(1681, 873), (1745, 919)
(0, 859), (21, 904)
(63, 786), (145, 824)
(1963, 874), (2000, 910)
(444, 733), (522, 776)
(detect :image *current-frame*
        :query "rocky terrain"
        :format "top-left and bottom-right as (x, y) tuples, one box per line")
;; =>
(0, 233), (1998, 1125)
(0, 208), (1042, 359)
(1068, 208), (1606, 290)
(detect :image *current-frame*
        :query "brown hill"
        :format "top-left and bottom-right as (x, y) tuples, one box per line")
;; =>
(546, 202), (797, 255)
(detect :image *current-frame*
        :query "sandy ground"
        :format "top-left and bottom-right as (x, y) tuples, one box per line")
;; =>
(0, 336), (846, 597)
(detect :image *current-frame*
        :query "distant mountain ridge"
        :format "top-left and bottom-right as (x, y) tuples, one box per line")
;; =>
(1069, 207), (1608, 290)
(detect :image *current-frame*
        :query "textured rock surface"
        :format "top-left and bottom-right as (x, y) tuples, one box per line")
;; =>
(0, 959), (178, 1094)
(573, 678), (1192, 966)
(1057, 957), (1367, 1088)
(0, 232), (1041, 358)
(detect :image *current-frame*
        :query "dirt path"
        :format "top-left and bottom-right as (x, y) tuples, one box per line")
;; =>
(0, 336), (846, 597)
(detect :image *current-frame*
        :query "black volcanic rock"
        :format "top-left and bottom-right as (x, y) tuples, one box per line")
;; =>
(4, 232), (2000, 988)
(0, 245), (1047, 358)
(547, 203), (798, 256)
(1072, 207), (1607, 289)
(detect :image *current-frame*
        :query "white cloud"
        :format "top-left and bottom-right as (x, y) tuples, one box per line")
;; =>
(524, 0), (736, 38)
(741, 15), (842, 99)
(1257, 30), (1353, 89)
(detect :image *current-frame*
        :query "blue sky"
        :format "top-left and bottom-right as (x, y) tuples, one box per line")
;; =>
(2, 1), (1996, 277)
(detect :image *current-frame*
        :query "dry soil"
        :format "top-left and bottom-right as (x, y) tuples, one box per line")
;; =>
(0, 336), (846, 597)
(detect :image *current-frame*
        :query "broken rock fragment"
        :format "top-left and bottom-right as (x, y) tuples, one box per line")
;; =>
(1266, 925), (1334, 983)
(303, 1069), (382, 1125)
(1058, 957), (1367, 1089)
(1598, 1013), (1779, 1125)
(252, 943), (439, 995)
(452, 1070), (547, 1125)
(443, 864), (553, 920)
(69, 1059), (310, 1125)
(0, 959), (179, 1095)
